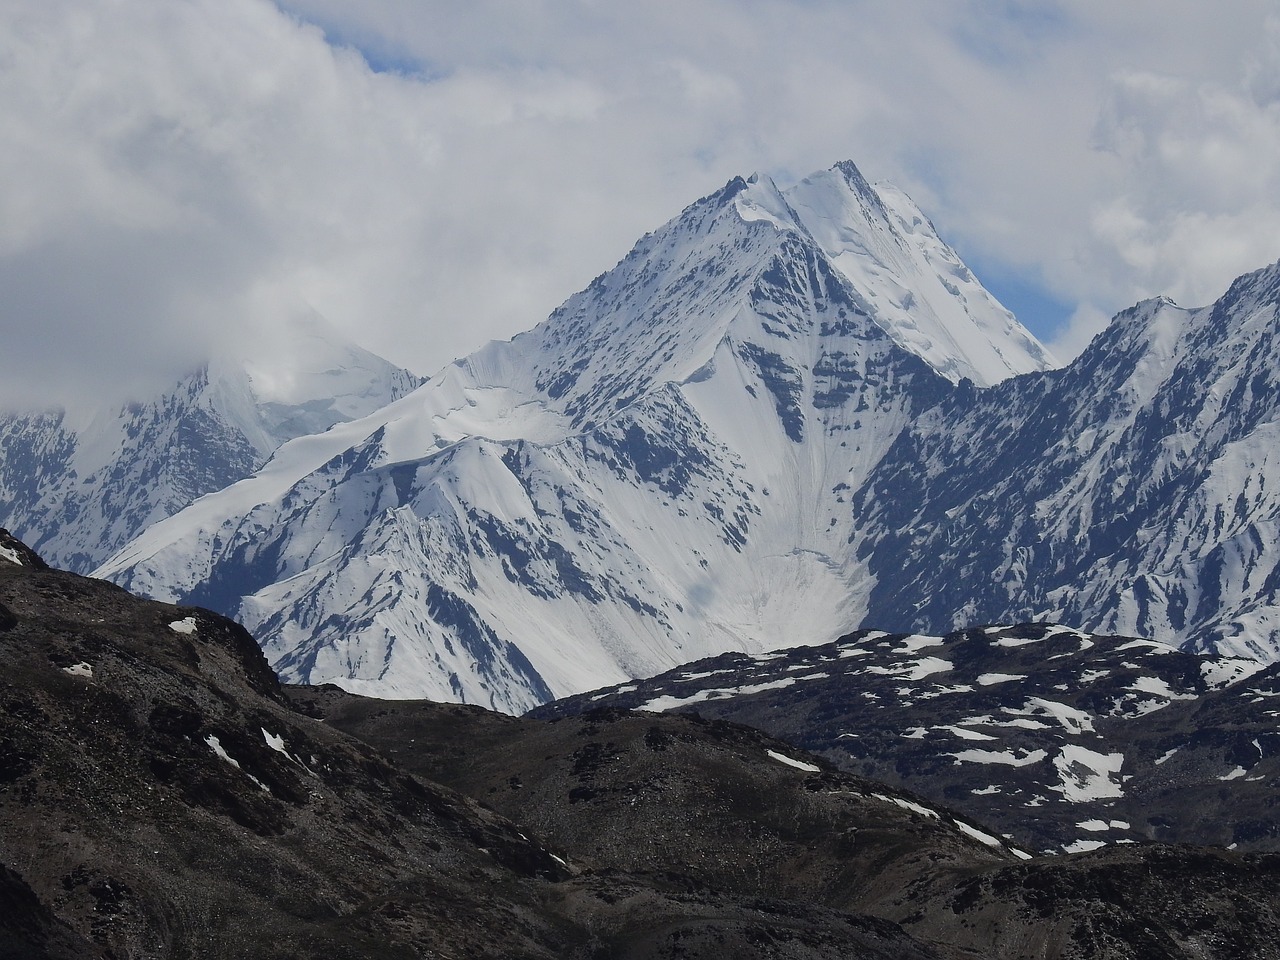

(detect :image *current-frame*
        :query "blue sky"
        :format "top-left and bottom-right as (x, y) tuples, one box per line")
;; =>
(2, 0), (1279, 409)
(966, 260), (1073, 350)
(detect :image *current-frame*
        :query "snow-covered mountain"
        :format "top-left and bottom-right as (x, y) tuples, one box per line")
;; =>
(96, 162), (1054, 712)
(0, 313), (420, 572)
(853, 261), (1280, 659)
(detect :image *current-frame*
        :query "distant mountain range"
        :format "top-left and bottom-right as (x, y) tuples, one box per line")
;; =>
(0, 313), (420, 573)
(852, 264), (1280, 661)
(5, 160), (1280, 715)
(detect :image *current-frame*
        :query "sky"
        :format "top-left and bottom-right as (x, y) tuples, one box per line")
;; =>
(3, 0), (1280, 414)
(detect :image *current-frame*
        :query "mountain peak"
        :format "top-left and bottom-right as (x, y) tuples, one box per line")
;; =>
(94, 158), (1055, 706)
(731, 171), (801, 233)
(831, 159), (889, 218)
(832, 158), (871, 187)
(782, 167), (1055, 385)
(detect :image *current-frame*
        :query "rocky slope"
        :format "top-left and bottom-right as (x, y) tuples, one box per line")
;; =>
(310, 687), (1280, 960)
(0, 530), (975, 959)
(536, 622), (1280, 857)
(0, 531), (576, 959)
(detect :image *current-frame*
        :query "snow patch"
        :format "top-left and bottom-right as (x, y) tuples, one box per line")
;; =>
(261, 729), (316, 776)
(894, 798), (941, 819)
(1127, 676), (1196, 702)
(169, 617), (198, 636)
(1003, 698), (1095, 735)
(929, 683), (976, 696)
(767, 749), (820, 773)
(954, 820), (1003, 848)
(61, 662), (93, 678)
(976, 673), (1024, 685)
(1202, 658), (1266, 688)
(592, 684), (637, 701)
(0, 544), (23, 565)
(862, 657), (953, 680)
(990, 717), (1051, 731)
(873, 793), (941, 819)
(678, 670), (736, 682)
(257, 727), (285, 757)
(1064, 839), (1107, 854)
(952, 748), (1047, 767)
(937, 725), (997, 741)
(1052, 746), (1125, 801)
(636, 677), (797, 712)
(1116, 639), (1176, 654)
(205, 734), (240, 769)
(993, 635), (1043, 648)
(893, 634), (945, 654)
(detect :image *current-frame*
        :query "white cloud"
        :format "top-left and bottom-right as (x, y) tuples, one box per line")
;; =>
(1046, 303), (1112, 362)
(2, 0), (1280, 408)
(1085, 56), (1280, 309)
(0, 0), (447, 409)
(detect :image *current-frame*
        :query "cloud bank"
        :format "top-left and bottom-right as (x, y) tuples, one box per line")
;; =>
(2, 0), (1279, 412)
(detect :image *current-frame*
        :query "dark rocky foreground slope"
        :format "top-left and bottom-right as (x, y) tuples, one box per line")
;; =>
(0, 532), (578, 959)
(5, 530), (1280, 959)
(308, 692), (1280, 959)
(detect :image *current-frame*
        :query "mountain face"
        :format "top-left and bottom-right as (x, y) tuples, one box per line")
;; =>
(0, 315), (420, 573)
(852, 262), (1280, 659)
(7, 530), (1280, 960)
(536, 622), (1280, 857)
(95, 163), (1052, 712)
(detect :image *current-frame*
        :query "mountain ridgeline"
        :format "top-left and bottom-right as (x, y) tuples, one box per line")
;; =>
(34, 159), (1280, 711)
(855, 265), (1280, 661)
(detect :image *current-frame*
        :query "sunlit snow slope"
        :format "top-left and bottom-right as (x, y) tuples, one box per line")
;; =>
(98, 163), (1052, 712)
